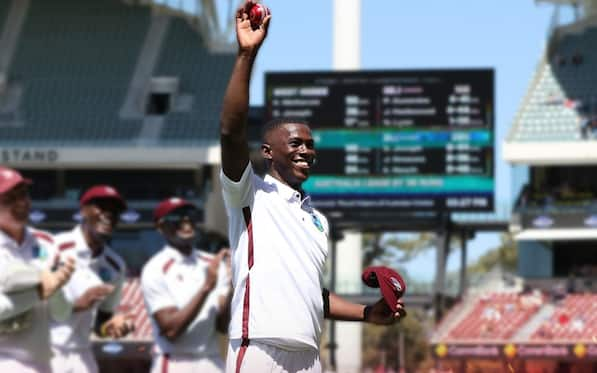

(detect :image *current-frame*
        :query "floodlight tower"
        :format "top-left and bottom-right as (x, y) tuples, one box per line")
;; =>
(333, 0), (361, 69)
(330, 2), (363, 373)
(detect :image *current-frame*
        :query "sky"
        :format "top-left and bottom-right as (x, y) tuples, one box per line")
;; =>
(242, 0), (559, 281)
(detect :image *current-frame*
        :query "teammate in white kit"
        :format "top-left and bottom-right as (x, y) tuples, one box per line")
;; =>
(141, 197), (232, 373)
(0, 166), (75, 373)
(50, 185), (133, 373)
(219, 3), (407, 372)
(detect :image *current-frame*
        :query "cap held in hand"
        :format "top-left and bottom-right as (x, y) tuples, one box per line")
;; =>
(361, 266), (406, 313)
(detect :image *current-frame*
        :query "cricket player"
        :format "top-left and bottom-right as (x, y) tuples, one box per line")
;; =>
(141, 197), (232, 373)
(219, 2), (407, 372)
(50, 185), (133, 373)
(0, 166), (75, 372)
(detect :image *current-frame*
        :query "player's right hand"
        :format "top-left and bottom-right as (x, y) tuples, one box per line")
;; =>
(74, 284), (115, 311)
(235, 0), (271, 53)
(39, 257), (75, 300)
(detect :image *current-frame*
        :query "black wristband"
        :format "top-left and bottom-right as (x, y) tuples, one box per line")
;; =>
(363, 305), (372, 322)
(322, 288), (330, 318)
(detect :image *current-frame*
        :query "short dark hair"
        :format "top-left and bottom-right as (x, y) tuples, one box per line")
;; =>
(261, 117), (310, 143)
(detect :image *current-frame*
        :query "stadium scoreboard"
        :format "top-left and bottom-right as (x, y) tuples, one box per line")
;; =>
(265, 69), (494, 214)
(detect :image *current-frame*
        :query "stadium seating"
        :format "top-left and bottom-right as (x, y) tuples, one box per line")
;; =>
(0, 1), (10, 29)
(507, 26), (597, 142)
(118, 278), (152, 341)
(531, 294), (597, 342)
(1, 0), (235, 146)
(2, 0), (149, 145)
(435, 291), (597, 343)
(154, 18), (234, 145)
(447, 292), (543, 340)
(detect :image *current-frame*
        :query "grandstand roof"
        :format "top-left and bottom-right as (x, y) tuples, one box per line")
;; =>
(504, 23), (597, 164)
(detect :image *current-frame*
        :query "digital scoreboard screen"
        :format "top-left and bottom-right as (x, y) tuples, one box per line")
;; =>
(265, 69), (494, 213)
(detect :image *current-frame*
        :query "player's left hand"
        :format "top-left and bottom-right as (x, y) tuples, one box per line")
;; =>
(102, 313), (135, 338)
(365, 298), (406, 325)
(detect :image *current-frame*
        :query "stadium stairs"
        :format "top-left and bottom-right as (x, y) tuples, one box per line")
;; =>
(430, 295), (479, 342)
(511, 302), (556, 342)
(120, 13), (170, 121)
(154, 17), (234, 145)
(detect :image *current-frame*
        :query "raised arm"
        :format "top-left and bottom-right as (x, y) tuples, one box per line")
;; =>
(220, 0), (271, 182)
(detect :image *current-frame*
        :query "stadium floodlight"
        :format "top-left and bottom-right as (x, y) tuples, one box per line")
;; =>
(150, 0), (243, 52)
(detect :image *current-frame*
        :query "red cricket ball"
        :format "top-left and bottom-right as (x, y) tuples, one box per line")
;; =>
(249, 3), (270, 29)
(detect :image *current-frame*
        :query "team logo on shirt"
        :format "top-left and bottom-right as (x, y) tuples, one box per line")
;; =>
(31, 245), (49, 260)
(99, 266), (112, 282)
(312, 214), (324, 232)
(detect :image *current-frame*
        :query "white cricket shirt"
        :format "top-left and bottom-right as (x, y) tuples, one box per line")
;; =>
(0, 228), (61, 364)
(220, 164), (329, 351)
(141, 245), (229, 356)
(50, 225), (126, 350)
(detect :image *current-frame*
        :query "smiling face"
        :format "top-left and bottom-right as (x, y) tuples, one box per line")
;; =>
(0, 183), (31, 226)
(81, 198), (123, 244)
(262, 122), (316, 189)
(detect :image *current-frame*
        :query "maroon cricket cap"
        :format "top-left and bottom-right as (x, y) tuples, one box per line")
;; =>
(153, 197), (197, 222)
(362, 266), (406, 312)
(0, 166), (32, 195)
(79, 185), (127, 211)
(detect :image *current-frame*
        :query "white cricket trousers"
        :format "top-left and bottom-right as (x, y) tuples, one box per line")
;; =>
(151, 353), (225, 373)
(50, 347), (98, 373)
(0, 355), (51, 373)
(226, 339), (321, 373)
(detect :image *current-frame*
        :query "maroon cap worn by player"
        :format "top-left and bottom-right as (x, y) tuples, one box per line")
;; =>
(0, 166), (32, 195)
(153, 197), (197, 222)
(79, 185), (127, 211)
(362, 266), (406, 312)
